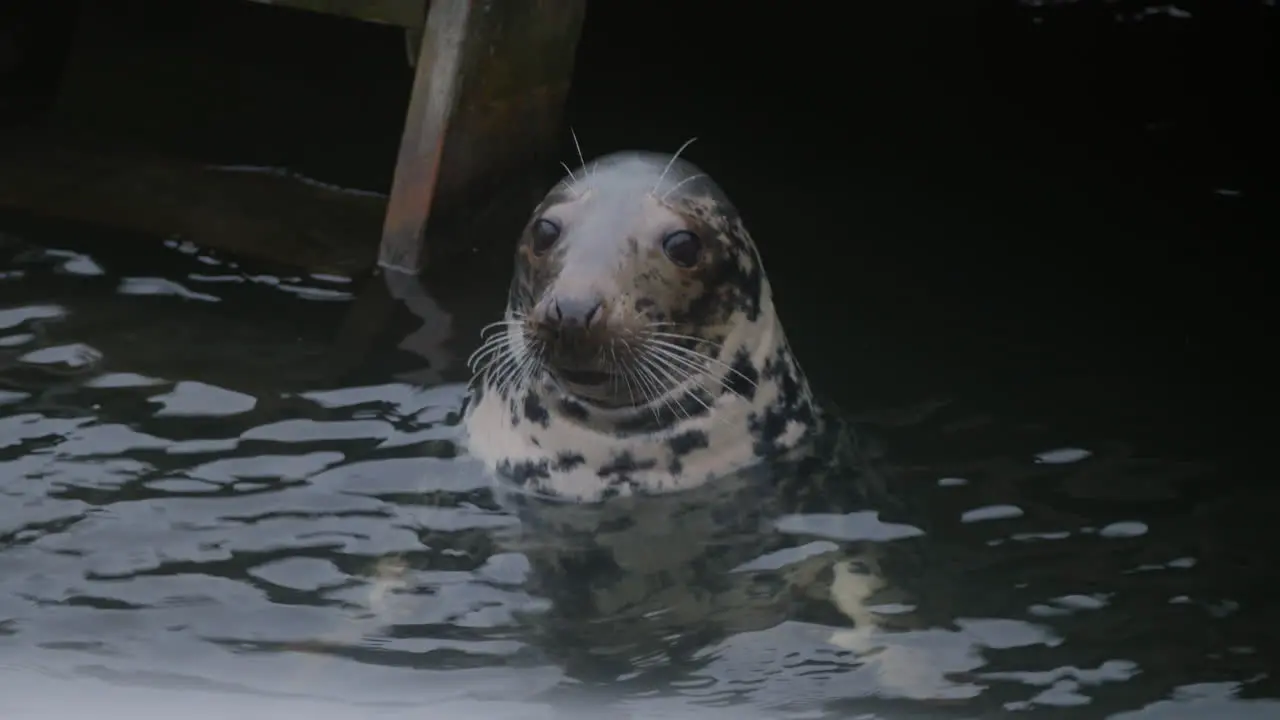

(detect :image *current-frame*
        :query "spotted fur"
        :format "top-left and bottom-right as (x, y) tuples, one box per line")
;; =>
(463, 151), (823, 503)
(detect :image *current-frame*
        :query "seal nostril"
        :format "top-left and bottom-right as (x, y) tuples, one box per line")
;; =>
(547, 297), (604, 331)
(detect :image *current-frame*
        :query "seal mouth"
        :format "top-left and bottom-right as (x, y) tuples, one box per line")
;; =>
(553, 368), (611, 386)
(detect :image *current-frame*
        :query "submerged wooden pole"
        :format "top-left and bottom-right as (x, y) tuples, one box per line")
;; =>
(379, 0), (587, 274)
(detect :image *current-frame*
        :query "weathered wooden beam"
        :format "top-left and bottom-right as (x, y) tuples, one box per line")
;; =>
(239, 0), (425, 28)
(379, 0), (587, 274)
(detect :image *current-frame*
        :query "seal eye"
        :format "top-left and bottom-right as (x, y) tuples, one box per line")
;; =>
(530, 218), (561, 255)
(662, 230), (702, 268)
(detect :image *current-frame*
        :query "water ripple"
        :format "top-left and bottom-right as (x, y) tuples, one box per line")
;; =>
(0, 240), (1273, 716)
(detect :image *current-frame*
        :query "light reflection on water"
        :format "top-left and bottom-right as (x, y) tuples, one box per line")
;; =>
(0, 231), (1276, 718)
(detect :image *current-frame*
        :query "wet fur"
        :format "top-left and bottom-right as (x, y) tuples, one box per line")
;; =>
(463, 150), (822, 502)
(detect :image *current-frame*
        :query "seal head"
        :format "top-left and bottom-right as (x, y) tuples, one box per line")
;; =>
(464, 150), (822, 501)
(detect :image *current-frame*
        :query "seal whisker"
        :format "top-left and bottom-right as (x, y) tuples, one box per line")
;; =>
(467, 324), (527, 375)
(660, 173), (705, 203)
(487, 349), (521, 395)
(642, 330), (724, 352)
(636, 348), (720, 422)
(619, 338), (663, 424)
(633, 351), (687, 422)
(557, 162), (584, 199)
(608, 342), (639, 406)
(641, 343), (741, 399)
(646, 355), (713, 415)
(559, 161), (578, 184)
(466, 346), (501, 375)
(642, 337), (757, 389)
(467, 332), (511, 367)
(632, 369), (663, 424)
(625, 344), (663, 401)
(652, 137), (698, 194)
(570, 127), (587, 172)
(636, 342), (710, 386)
(641, 329), (714, 344)
(489, 332), (533, 396)
(512, 341), (544, 395)
(642, 332), (737, 362)
(480, 314), (525, 332)
(636, 347), (693, 393)
(506, 352), (539, 397)
(468, 343), (507, 379)
(478, 322), (513, 335)
(475, 325), (518, 345)
(635, 347), (739, 432)
(468, 333), (502, 357)
(643, 340), (736, 378)
(477, 323), (524, 339)
(637, 345), (730, 411)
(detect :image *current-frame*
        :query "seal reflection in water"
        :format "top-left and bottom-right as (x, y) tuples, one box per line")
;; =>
(463, 149), (904, 683)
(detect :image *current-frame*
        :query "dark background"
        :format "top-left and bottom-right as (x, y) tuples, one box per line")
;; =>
(0, 0), (1273, 410)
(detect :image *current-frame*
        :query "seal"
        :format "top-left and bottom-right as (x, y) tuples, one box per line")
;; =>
(456, 148), (945, 695)
(462, 148), (824, 503)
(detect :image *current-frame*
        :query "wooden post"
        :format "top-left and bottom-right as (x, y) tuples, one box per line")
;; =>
(378, 0), (587, 274)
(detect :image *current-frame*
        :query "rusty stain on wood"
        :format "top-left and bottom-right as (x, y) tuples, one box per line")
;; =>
(239, 0), (425, 28)
(379, 0), (588, 274)
(378, 0), (470, 273)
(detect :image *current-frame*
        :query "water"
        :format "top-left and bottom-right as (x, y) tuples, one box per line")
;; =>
(0, 0), (1276, 714)
(0, 177), (1273, 720)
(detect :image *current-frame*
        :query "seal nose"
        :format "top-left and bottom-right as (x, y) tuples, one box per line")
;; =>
(548, 297), (604, 333)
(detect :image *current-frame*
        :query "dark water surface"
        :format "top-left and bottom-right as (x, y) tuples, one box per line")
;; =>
(0, 2), (1276, 715)
(0, 165), (1273, 720)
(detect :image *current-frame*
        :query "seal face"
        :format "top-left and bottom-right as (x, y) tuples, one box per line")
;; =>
(463, 150), (822, 502)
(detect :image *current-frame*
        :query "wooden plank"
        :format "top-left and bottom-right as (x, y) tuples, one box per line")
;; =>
(238, 0), (425, 28)
(379, 0), (588, 273)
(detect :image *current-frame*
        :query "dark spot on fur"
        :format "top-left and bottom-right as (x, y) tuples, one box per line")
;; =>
(554, 452), (585, 471)
(597, 451), (657, 477)
(747, 347), (818, 459)
(734, 261), (763, 322)
(497, 459), (550, 486)
(596, 452), (657, 488)
(748, 407), (788, 459)
(677, 225), (762, 326)
(558, 398), (590, 422)
(726, 347), (758, 401)
(614, 389), (715, 435)
(523, 393), (550, 427)
(668, 430), (710, 456)
(761, 345), (791, 381)
(666, 429), (710, 475)
(615, 410), (666, 435)
(749, 394), (816, 460)
(635, 298), (655, 311)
